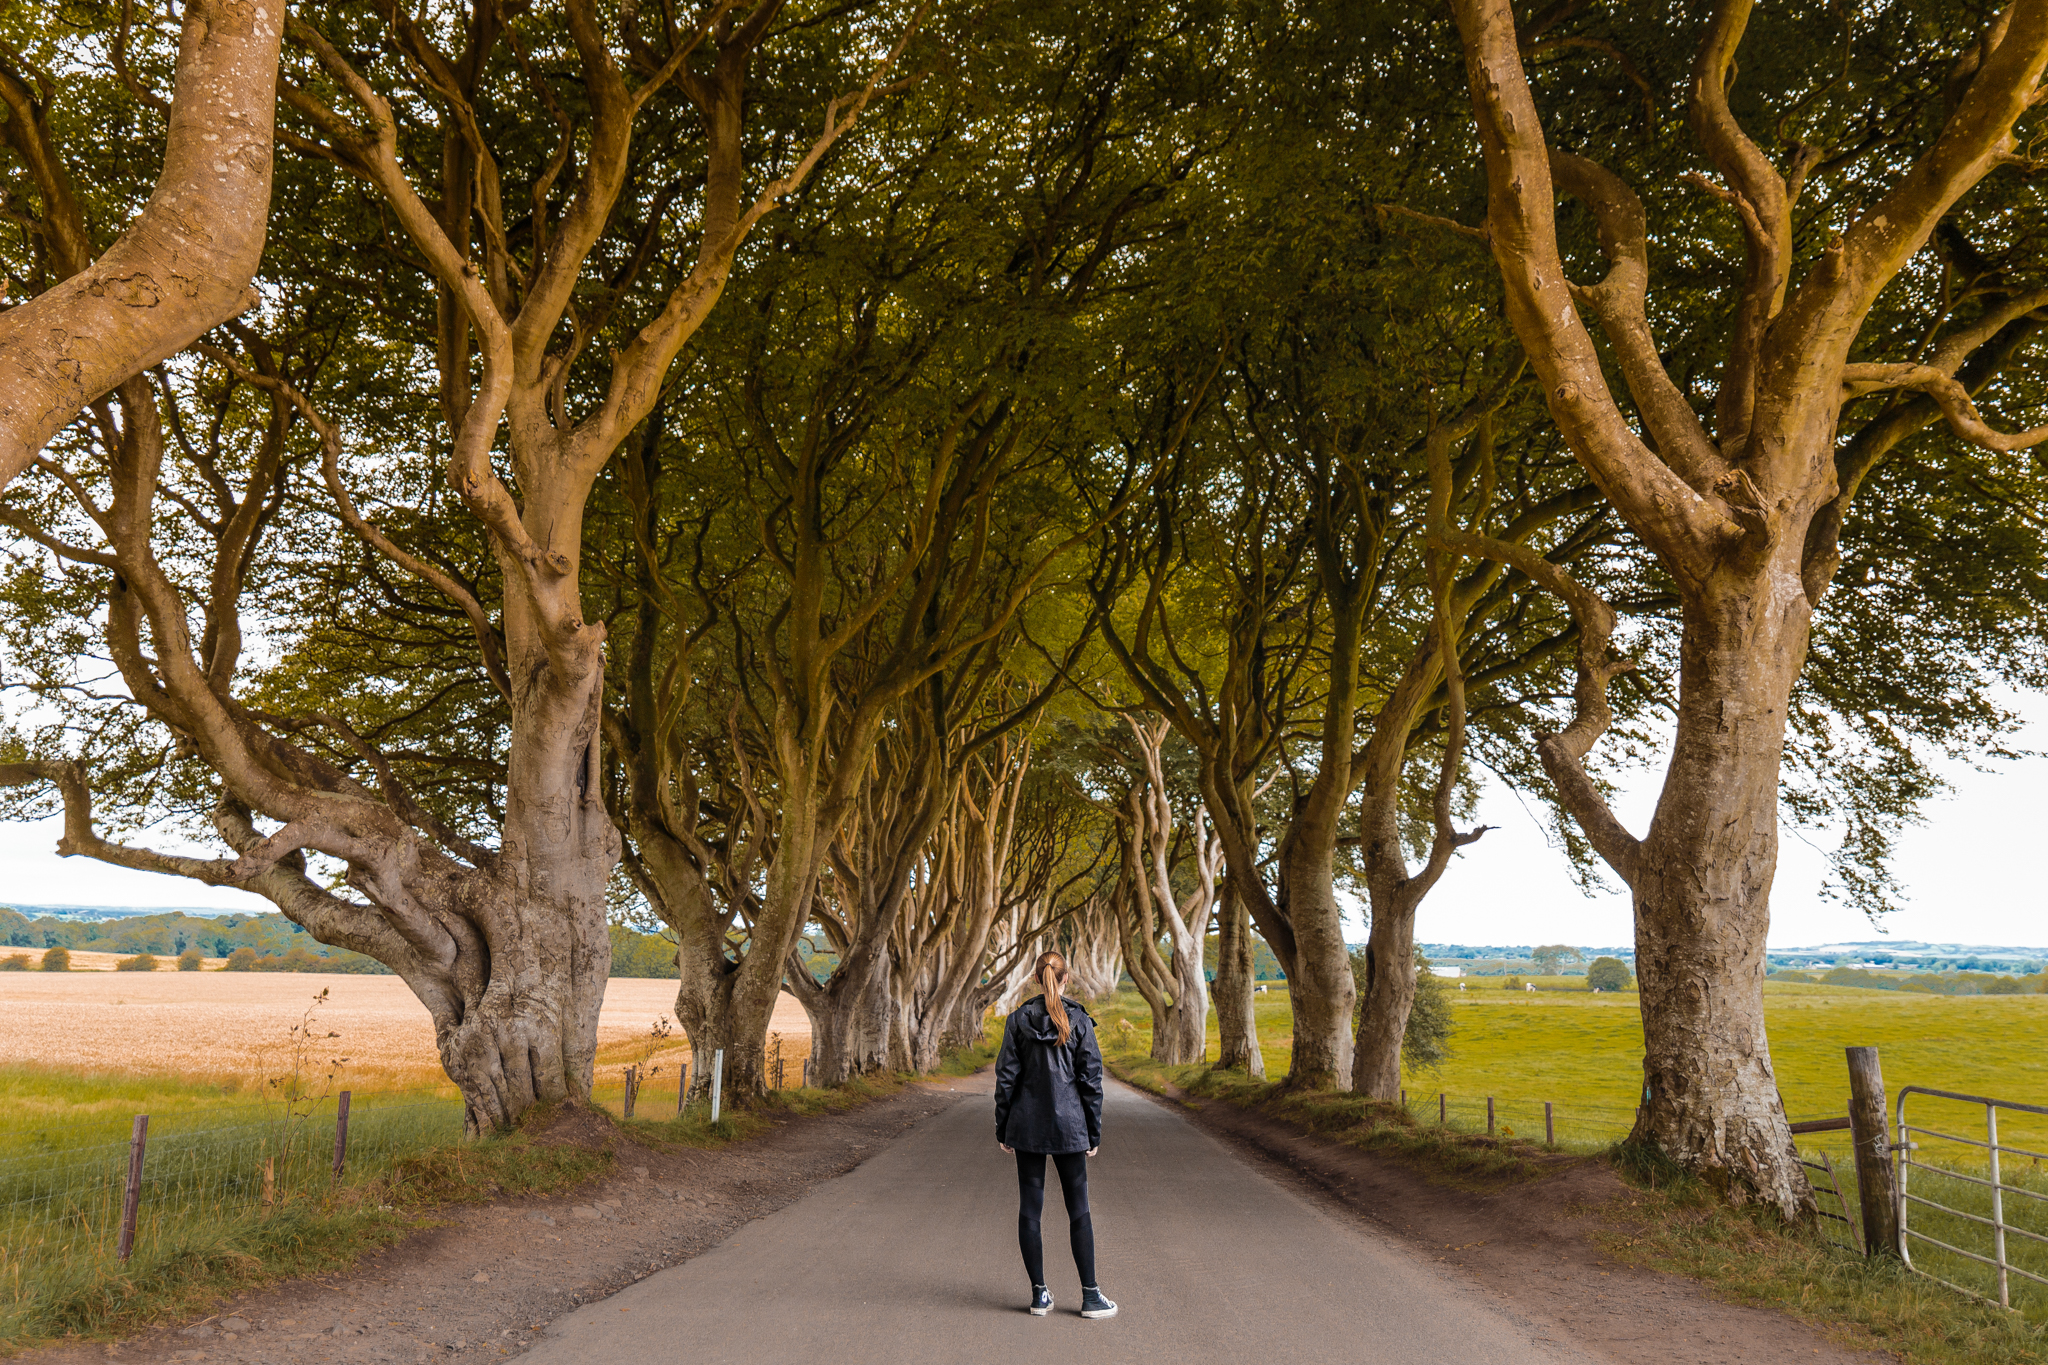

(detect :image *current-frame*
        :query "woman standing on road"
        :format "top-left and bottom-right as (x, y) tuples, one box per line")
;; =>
(993, 950), (1116, 1320)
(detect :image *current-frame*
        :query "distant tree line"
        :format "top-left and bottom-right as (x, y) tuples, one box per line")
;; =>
(0, 907), (387, 973)
(1770, 966), (2046, 996)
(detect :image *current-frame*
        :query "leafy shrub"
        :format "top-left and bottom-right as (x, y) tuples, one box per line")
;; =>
(225, 946), (259, 971)
(607, 922), (679, 978)
(0, 953), (29, 971)
(177, 945), (205, 971)
(1504, 975), (1524, 990)
(1586, 956), (1633, 991)
(115, 953), (159, 972)
(39, 946), (70, 972)
(1403, 955), (1454, 1069)
(1346, 947), (1454, 1072)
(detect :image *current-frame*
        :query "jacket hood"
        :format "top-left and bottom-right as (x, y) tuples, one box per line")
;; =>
(1019, 995), (1088, 1044)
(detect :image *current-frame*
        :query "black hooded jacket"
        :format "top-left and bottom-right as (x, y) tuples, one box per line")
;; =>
(993, 994), (1104, 1155)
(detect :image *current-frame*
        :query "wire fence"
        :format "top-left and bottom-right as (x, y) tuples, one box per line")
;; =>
(592, 1031), (817, 1119)
(1398, 1089), (1643, 1149)
(0, 1088), (461, 1332)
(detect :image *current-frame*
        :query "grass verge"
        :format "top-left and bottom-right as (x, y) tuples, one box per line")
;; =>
(1, 1122), (601, 1352)
(1104, 1047), (1548, 1187)
(1599, 1148), (2048, 1365)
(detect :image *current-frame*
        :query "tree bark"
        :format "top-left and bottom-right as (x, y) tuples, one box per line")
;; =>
(1351, 799), (1419, 1099)
(717, 798), (832, 1095)
(1127, 718), (1212, 1065)
(0, 0), (281, 488)
(1270, 594), (1364, 1089)
(1213, 881), (1264, 1077)
(1274, 817), (1353, 1087)
(1628, 581), (1809, 1206)
(1063, 894), (1125, 1000)
(799, 942), (897, 1085)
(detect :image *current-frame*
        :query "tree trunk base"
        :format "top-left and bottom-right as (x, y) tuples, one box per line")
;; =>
(439, 989), (587, 1137)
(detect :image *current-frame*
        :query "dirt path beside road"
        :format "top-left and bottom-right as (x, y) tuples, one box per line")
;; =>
(1165, 1084), (1893, 1365)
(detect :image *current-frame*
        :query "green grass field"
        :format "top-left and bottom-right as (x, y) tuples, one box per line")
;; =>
(1090, 979), (2048, 1146)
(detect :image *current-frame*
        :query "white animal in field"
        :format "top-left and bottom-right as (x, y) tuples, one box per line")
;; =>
(1525, 982), (1537, 993)
(1458, 982), (1467, 991)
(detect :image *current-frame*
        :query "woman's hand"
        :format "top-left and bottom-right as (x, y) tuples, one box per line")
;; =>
(1086, 1146), (1098, 1157)
(999, 1142), (1014, 1153)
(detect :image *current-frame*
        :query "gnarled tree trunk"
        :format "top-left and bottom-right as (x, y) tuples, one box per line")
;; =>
(1351, 799), (1419, 1100)
(1212, 882), (1264, 1077)
(1063, 894), (1125, 1000)
(1630, 583), (1808, 1195)
(1125, 718), (1213, 1065)
(1450, 0), (2048, 1214)
(799, 942), (898, 1085)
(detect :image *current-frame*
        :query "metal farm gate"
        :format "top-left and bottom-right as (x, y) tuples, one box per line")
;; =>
(1896, 1086), (2048, 1311)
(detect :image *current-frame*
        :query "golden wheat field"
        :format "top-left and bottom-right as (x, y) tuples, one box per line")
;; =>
(0, 949), (229, 971)
(0, 971), (810, 1091)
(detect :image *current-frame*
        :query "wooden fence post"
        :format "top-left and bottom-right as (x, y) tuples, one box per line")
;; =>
(1544, 1101), (1554, 1147)
(1438, 1093), (1446, 1126)
(710, 1049), (724, 1124)
(1487, 1096), (1495, 1136)
(1846, 1046), (1900, 1259)
(332, 1091), (351, 1179)
(677, 1061), (690, 1116)
(118, 1115), (148, 1261)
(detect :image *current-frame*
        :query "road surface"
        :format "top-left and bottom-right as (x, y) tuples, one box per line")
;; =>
(524, 1074), (1581, 1363)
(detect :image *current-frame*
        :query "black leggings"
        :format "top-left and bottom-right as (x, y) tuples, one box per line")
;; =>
(1016, 1150), (1095, 1288)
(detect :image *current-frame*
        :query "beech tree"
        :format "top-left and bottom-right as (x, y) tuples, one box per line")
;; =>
(1090, 254), (1616, 1094)
(595, 0), (1222, 1092)
(0, 0), (282, 487)
(0, 0), (919, 1132)
(1447, 0), (2048, 1211)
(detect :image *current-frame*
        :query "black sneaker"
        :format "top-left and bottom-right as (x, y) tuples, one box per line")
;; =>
(1080, 1286), (1117, 1319)
(1028, 1285), (1052, 1317)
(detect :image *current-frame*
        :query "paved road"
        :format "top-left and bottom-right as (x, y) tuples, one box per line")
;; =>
(525, 1076), (1582, 1364)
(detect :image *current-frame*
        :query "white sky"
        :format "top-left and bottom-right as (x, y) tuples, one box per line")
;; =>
(5, 700), (2045, 949)
(1391, 696), (2048, 951)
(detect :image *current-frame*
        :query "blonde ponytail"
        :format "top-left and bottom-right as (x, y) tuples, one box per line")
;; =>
(1035, 950), (1072, 1046)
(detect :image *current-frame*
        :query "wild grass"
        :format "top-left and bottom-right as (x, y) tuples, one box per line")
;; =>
(1090, 993), (1548, 1186)
(0, 1090), (586, 1347)
(1602, 1147), (2048, 1365)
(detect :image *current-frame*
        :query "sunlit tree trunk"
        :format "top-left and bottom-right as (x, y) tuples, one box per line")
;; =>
(0, 0), (281, 487)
